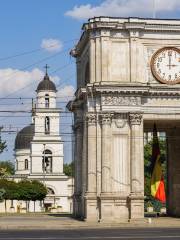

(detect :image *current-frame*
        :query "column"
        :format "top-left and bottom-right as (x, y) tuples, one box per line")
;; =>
(85, 113), (97, 221)
(101, 113), (112, 193)
(73, 119), (83, 217)
(86, 113), (97, 194)
(129, 112), (144, 219)
(75, 122), (83, 195)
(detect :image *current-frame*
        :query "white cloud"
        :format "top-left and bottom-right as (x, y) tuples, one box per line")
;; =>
(0, 68), (60, 97)
(57, 85), (75, 100)
(65, 0), (180, 20)
(41, 38), (63, 53)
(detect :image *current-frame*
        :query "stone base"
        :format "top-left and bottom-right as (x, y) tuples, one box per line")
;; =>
(75, 193), (145, 222)
(128, 193), (144, 219)
(100, 194), (129, 222)
(83, 193), (130, 222)
(84, 194), (98, 222)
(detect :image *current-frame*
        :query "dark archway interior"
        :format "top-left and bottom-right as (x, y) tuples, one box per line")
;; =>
(144, 120), (180, 217)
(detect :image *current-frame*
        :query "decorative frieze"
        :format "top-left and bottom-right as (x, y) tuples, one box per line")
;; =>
(129, 113), (142, 125)
(102, 96), (141, 106)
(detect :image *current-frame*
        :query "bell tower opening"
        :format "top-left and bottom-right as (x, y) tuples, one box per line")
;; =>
(45, 116), (50, 134)
(42, 149), (52, 174)
(45, 94), (49, 108)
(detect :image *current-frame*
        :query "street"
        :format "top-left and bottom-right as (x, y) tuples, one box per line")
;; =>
(0, 228), (180, 240)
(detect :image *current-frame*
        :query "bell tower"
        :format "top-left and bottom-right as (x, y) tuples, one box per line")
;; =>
(31, 66), (63, 175)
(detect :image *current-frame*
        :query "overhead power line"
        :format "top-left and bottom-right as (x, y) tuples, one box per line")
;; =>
(0, 38), (78, 62)
(0, 62), (74, 101)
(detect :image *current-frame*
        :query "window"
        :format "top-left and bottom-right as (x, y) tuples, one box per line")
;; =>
(45, 116), (50, 134)
(45, 94), (49, 108)
(25, 159), (28, 170)
(42, 149), (52, 173)
(47, 187), (55, 195)
(16, 160), (18, 171)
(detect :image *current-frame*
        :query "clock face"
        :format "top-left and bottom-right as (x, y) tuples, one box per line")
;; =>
(151, 47), (180, 84)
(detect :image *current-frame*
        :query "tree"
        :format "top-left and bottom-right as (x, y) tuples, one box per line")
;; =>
(0, 179), (47, 212)
(17, 180), (47, 212)
(0, 179), (19, 211)
(30, 180), (47, 212)
(0, 161), (15, 177)
(63, 162), (74, 177)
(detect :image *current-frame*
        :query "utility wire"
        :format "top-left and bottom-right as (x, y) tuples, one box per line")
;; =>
(0, 38), (78, 62)
(0, 62), (74, 101)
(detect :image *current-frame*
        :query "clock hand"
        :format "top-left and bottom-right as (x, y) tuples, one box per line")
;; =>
(166, 64), (178, 67)
(169, 55), (172, 70)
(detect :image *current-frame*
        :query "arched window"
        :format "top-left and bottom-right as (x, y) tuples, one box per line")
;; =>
(42, 149), (52, 173)
(45, 94), (49, 108)
(47, 187), (55, 195)
(25, 159), (28, 170)
(85, 61), (90, 85)
(16, 160), (18, 171)
(45, 116), (50, 134)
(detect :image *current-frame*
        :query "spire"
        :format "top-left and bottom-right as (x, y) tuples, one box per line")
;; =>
(44, 64), (50, 77)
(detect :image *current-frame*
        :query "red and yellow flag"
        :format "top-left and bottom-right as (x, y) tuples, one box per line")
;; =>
(150, 124), (166, 202)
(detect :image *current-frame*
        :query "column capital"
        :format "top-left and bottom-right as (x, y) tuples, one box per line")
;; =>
(101, 113), (113, 125)
(129, 112), (142, 125)
(86, 113), (97, 126)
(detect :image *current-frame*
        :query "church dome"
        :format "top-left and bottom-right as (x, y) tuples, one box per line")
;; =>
(15, 124), (34, 150)
(36, 73), (57, 92)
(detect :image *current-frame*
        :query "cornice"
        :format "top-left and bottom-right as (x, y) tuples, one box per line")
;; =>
(71, 84), (180, 100)
(72, 17), (180, 57)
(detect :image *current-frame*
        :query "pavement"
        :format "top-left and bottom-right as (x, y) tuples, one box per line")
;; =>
(0, 213), (180, 230)
(1, 228), (180, 240)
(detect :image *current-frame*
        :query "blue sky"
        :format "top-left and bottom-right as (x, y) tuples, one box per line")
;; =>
(0, 0), (180, 163)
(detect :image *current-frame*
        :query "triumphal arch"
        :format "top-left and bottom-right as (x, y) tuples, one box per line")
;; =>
(67, 17), (180, 222)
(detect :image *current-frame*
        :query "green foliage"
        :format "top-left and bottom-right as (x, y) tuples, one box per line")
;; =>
(64, 162), (74, 177)
(0, 179), (19, 200)
(0, 179), (47, 202)
(0, 161), (15, 177)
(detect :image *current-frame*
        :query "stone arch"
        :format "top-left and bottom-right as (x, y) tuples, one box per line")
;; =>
(46, 185), (56, 195)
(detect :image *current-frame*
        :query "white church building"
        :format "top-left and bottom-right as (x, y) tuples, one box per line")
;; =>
(0, 70), (73, 213)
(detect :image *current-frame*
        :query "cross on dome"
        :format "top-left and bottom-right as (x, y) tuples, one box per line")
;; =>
(44, 64), (50, 76)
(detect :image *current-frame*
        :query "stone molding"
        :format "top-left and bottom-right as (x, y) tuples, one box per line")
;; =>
(128, 192), (144, 200)
(102, 95), (141, 106)
(86, 113), (97, 126)
(129, 113), (143, 125)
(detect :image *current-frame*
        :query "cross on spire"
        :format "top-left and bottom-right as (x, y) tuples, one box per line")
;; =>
(44, 64), (50, 75)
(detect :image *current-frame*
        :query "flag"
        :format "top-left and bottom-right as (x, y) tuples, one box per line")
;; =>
(150, 124), (166, 202)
